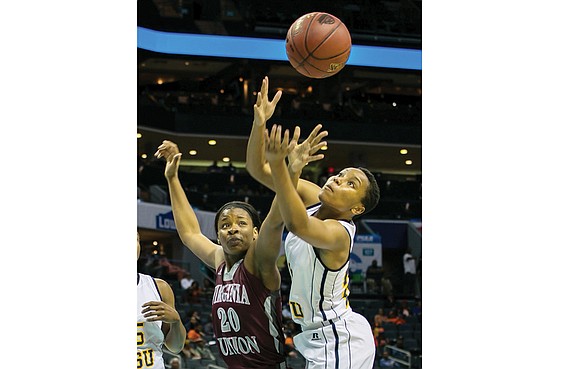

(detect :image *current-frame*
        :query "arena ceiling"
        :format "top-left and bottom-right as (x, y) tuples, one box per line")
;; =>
(137, 0), (421, 175)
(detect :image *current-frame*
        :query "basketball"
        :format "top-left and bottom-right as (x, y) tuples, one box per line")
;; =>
(285, 12), (352, 79)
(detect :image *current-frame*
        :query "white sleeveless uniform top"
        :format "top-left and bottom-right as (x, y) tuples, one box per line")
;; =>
(137, 273), (165, 369)
(284, 203), (355, 329)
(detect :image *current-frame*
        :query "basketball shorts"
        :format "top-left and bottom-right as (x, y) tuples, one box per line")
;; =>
(293, 311), (375, 369)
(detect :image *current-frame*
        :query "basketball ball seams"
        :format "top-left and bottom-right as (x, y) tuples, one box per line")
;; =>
(297, 15), (344, 68)
(310, 47), (351, 61)
(302, 58), (335, 77)
(287, 13), (314, 66)
(289, 33), (306, 65)
(303, 12), (319, 55)
(306, 22), (343, 60)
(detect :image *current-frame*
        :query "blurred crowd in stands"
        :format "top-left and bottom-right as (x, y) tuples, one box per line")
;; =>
(138, 157), (421, 221)
(139, 247), (421, 368)
(138, 256), (422, 369)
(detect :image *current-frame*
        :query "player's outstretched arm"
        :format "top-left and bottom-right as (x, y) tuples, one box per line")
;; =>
(155, 141), (223, 269)
(246, 76), (326, 207)
(266, 125), (349, 252)
(248, 125), (326, 290)
(246, 76), (281, 186)
(142, 278), (186, 354)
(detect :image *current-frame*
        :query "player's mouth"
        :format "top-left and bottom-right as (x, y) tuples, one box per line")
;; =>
(227, 237), (243, 245)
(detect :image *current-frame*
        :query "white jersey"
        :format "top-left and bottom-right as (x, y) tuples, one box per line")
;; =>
(137, 273), (165, 369)
(284, 203), (355, 329)
(284, 204), (375, 369)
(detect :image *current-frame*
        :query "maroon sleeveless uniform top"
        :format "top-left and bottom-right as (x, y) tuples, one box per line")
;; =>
(212, 259), (286, 369)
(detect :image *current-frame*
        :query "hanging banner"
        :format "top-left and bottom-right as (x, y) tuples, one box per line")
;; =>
(137, 201), (217, 239)
(350, 234), (383, 273)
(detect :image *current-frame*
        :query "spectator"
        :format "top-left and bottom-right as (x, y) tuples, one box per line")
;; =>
(400, 302), (410, 318)
(366, 259), (388, 294)
(168, 357), (182, 369)
(201, 278), (214, 300)
(186, 322), (206, 346)
(180, 340), (202, 360)
(373, 323), (385, 348)
(191, 335), (216, 361)
(180, 272), (195, 290)
(184, 310), (201, 332)
(184, 280), (202, 304)
(202, 315), (214, 337)
(157, 255), (188, 281)
(374, 308), (388, 326)
(403, 249), (417, 297)
(378, 350), (400, 368)
(395, 336), (406, 351)
(385, 309), (406, 325)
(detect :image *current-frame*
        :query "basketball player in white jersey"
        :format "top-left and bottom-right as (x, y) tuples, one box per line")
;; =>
(247, 77), (380, 369)
(137, 232), (186, 369)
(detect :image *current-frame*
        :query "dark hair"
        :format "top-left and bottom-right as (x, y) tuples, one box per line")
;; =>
(213, 201), (262, 232)
(357, 167), (380, 217)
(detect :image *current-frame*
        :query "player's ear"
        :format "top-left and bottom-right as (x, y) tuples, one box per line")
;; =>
(253, 227), (259, 240)
(351, 204), (365, 216)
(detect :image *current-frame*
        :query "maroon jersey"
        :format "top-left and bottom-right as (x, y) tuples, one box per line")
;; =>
(212, 259), (286, 369)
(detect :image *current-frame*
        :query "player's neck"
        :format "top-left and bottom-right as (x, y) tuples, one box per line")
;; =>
(224, 254), (244, 270)
(315, 204), (353, 222)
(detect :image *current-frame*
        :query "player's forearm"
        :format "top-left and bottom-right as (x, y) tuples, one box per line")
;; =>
(253, 165), (299, 265)
(164, 322), (186, 353)
(246, 118), (275, 189)
(288, 164), (301, 190)
(255, 197), (285, 263)
(270, 160), (309, 231)
(166, 176), (202, 237)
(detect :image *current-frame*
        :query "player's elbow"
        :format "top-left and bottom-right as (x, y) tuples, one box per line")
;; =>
(165, 341), (185, 354)
(285, 219), (307, 234)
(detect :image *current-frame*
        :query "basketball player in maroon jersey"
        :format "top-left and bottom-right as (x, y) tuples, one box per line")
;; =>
(154, 97), (326, 367)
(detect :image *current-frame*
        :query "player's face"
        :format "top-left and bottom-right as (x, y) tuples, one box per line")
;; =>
(216, 208), (258, 256)
(319, 167), (369, 215)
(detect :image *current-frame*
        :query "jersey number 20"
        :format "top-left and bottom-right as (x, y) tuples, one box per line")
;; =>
(217, 307), (241, 333)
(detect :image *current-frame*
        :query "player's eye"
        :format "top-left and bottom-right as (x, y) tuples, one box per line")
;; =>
(347, 181), (355, 187)
(221, 223), (230, 229)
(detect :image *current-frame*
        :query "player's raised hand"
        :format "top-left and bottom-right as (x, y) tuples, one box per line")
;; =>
(288, 124), (328, 173)
(264, 124), (291, 165)
(253, 76), (282, 126)
(141, 300), (181, 324)
(155, 140), (182, 179)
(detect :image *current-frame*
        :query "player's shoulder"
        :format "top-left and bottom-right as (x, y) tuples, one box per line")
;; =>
(153, 278), (174, 297)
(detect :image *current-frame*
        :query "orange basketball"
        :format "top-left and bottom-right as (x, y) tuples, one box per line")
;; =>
(285, 12), (352, 79)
